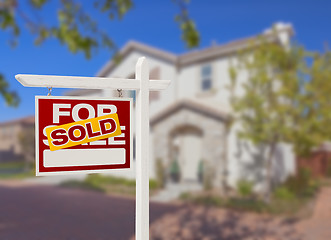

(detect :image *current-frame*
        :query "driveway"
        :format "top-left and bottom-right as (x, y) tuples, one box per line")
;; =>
(0, 183), (179, 240)
(2, 181), (331, 240)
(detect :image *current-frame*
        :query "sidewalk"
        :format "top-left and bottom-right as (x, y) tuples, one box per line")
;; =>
(23, 174), (87, 185)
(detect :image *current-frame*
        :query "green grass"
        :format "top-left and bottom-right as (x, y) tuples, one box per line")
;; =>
(60, 174), (160, 197)
(0, 161), (34, 179)
(60, 179), (105, 193)
(0, 161), (26, 170)
(0, 170), (34, 180)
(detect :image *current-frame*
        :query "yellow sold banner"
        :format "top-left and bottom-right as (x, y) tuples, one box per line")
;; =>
(46, 113), (121, 151)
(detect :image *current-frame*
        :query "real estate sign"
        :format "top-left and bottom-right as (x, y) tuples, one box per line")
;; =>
(17, 57), (170, 240)
(35, 96), (132, 176)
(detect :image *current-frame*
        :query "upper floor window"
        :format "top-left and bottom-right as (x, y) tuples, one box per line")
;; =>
(201, 64), (212, 91)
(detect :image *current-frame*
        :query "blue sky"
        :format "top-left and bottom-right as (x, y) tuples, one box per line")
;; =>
(0, 0), (330, 122)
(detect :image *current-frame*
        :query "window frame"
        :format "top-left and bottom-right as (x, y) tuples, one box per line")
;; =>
(200, 64), (213, 92)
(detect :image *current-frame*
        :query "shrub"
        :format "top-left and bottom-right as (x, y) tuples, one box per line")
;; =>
(273, 186), (295, 201)
(283, 167), (318, 197)
(149, 179), (158, 190)
(326, 157), (331, 177)
(237, 180), (254, 198)
(203, 162), (214, 191)
(194, 195), (224, 207)
(226, 198), (268, 213)
(197, 160), (204, 183)
(169, 159), (180, 182)
(179, 192), (192, 200)
(155, 158), (166, 188)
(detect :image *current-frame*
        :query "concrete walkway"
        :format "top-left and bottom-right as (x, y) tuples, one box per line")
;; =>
(151, 181), (202, 203)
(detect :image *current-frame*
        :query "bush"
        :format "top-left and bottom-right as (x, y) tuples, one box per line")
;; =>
(237, 180), (254, 198)
(285, 168), (310, 194)
(226, 198), (268, 213)
(273, 186), (295, 201)
(155, 158), (166, 188)
(149, 179), (158, 190)
(203, 162), (214, 191)
(179, 192), (192, 200)
(169, 160), (180, 182)
(194, 195), (224, 207)
(179, 191), (313, 215)
(326, 157), (331, 177)
(197, 160), (204, 183)
(283, 167), (319, 197)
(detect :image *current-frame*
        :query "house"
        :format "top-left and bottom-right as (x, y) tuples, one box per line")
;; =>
(69, 22), (297, 192)
(0, 116), (34, 162)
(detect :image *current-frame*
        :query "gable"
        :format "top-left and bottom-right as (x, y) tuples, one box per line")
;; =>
(97, 41), (177, 78)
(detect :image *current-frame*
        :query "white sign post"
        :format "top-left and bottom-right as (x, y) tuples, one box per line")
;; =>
(16, 57), (170, 240)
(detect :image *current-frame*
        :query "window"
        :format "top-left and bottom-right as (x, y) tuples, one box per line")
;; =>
(125, 73), (136, 103)
(201, 64), (212, 91)
(129, 90), (136, 103)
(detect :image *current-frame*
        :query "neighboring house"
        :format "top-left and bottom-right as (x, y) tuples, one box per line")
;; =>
(0, 116), (34, 162)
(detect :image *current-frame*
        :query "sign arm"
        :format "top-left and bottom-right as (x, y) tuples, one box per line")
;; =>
(15, 74), (170, 91)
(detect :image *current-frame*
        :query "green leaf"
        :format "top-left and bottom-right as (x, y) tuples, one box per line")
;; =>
(0, 74), (20, 107)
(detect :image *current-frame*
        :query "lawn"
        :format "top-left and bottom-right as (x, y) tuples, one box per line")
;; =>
(0, 161), (34, 179)
(60, 174), (160, 197)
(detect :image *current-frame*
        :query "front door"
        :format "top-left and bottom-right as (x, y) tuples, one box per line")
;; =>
(180, 134), (202, 181)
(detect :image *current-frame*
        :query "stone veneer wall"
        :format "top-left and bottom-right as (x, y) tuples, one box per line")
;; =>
(152, 108), (226, 187)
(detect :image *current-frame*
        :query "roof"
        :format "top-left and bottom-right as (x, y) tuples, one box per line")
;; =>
(150, 99), (229, 126)
(97, 22), (294, 77)
(0, 115), (34, 127)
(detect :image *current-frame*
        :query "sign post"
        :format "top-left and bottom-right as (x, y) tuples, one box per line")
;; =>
(135, 57), (150, 240)
(16, 57), (170, 240)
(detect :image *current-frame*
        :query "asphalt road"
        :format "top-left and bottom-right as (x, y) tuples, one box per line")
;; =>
(0, 185), (178, 240)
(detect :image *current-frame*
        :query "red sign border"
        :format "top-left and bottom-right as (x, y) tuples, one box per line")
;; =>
(35, 96), (133, 176)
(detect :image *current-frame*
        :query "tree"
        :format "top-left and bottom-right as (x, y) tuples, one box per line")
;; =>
(229, 32), (331, 201)
(0, 0), (200, 106)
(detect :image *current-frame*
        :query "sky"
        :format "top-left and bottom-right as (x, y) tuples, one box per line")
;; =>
(0, 0), (330, 122)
